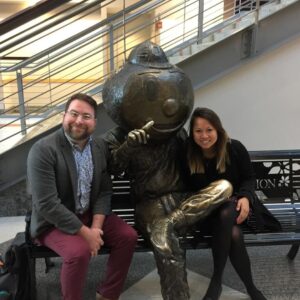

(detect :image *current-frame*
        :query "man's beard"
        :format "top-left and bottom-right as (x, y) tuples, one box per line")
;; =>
(65, 124), (90, 142)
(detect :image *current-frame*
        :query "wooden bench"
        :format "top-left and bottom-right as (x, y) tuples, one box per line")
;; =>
(23, 150), (300, 300)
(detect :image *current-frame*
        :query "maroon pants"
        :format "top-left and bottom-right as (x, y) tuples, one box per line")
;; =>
(37, 213), (137, 300)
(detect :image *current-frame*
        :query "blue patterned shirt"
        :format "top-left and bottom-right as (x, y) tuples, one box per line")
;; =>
(65, 133), (94, 214)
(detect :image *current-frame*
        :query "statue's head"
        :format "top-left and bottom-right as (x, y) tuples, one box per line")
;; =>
(102, 41), (194, 140)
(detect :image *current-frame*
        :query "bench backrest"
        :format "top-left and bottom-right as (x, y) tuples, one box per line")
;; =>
(250, 150), (300, 204)
(110, 150), (300, 236)
(25, 150), (300, 252)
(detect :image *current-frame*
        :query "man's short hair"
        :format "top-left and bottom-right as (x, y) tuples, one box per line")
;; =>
(65, 93), (98, 117)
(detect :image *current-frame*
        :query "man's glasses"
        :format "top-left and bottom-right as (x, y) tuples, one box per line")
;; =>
(66, 110), (95, 121)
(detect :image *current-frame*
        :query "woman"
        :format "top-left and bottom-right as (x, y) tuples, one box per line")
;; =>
(186, 107), (267, 300)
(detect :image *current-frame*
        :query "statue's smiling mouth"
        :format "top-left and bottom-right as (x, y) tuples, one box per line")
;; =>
(151, 121), (185, 133)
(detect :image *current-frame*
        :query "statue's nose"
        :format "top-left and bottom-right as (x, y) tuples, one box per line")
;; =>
(162, 98), (179, 117)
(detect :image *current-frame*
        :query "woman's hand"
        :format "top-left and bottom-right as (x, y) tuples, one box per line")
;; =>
(236, 197), (250, 224)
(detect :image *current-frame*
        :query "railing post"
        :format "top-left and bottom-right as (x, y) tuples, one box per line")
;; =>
(122, 0), (126, 65)
(197, 0), (204, 43)
(183, 0), (186, 42)
(253, 0), (261, 53)
(16, 69), (27, 135)
(255, 0), (261, 24)
(237, 0), (241, 15)
(241, 0), (263, 59)
(47, 54), (53, 107)
(109, 24), (115, 72)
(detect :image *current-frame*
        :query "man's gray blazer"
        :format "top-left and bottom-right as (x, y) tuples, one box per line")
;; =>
(27, 128), (112, 238)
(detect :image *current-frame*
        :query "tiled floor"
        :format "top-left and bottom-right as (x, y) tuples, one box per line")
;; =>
(121, 269), (249, 300)
(1, 216), (300, 300)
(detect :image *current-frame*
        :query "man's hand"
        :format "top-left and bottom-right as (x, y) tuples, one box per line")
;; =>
(78, 225), (104, 257)
(236, 197), (250, 224)
(127, 120), (154, 147)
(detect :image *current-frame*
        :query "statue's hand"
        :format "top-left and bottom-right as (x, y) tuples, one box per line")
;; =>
(127, 120), (154, 147)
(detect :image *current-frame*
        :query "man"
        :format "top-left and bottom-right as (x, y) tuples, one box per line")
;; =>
(27, 93), (137, 300)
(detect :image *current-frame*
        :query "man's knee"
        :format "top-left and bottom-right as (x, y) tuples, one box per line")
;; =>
(120, 224), (138, 246)
(63, 241), (90, 263)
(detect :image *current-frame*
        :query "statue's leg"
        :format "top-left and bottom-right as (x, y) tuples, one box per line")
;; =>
(135, 200), (190, 300)
(149, 179), (233, 256)
(153, 248), (189, 300)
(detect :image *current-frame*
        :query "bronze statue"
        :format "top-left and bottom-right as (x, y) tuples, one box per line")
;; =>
(103, 41), (232, 300)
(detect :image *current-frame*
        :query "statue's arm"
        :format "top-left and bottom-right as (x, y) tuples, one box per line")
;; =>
(103, 128), (131, 174)
(104, 122), (153, 174)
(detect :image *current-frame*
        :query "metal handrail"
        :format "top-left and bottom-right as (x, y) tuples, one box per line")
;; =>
(0, 0), (281, 153)
(0, 0), (108, 55)
(0, 0), (72, 36)
(1, 0), (155, 72)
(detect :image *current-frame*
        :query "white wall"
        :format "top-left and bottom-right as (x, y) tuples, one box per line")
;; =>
(193, 35), (300, 151)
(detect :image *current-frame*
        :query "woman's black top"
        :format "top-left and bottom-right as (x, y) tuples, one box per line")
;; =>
(188, 139), (256, 204)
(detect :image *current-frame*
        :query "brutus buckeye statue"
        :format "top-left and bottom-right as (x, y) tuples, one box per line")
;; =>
(102, 41), (232, 300)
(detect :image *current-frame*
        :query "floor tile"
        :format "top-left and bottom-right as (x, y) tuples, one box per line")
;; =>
(121, 269), (249, 300)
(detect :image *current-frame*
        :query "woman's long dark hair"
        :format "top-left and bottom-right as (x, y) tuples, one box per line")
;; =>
(187, 107), (230, 174)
